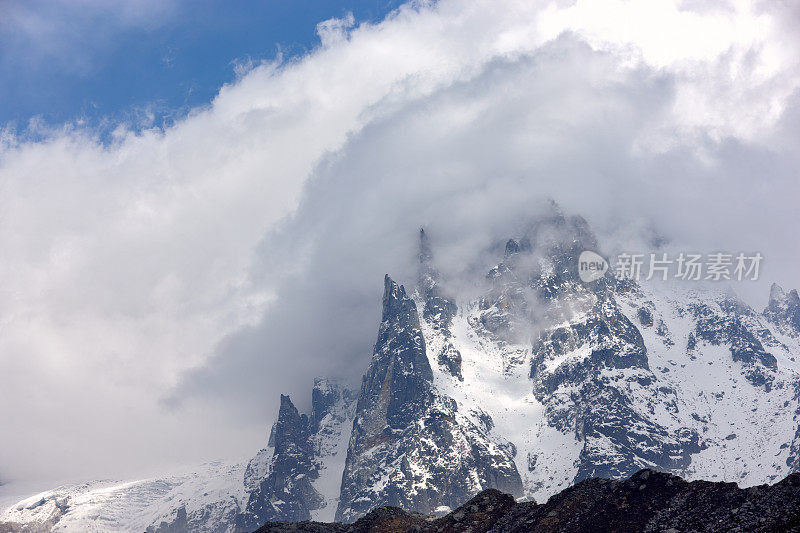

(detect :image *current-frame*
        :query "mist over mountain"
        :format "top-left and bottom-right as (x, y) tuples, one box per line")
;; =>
(5, 208), (800, 531)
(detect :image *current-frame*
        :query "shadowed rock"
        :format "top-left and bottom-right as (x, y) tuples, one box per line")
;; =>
(257, 469), (800, 532)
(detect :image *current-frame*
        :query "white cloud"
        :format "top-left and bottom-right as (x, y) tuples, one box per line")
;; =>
(0, 0), (798, 488)
(316, 12), (356, 47)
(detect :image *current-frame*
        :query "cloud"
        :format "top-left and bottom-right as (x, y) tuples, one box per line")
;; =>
(0, 0), (799, 487)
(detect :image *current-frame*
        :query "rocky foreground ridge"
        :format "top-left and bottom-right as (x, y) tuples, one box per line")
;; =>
(256, 469), (800, 533)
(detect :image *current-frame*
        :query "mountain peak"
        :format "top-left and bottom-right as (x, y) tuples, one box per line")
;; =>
(769, 282), (786, 306)
(382, 274), (411, 323)
(419, 227), (432, 264)
(504, 238), (520, 257)
(274, 394), (308, 455)
(764, 282), (800, 335)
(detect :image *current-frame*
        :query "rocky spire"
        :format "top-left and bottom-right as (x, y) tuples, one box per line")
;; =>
(273, 395), (311, 454)
(336, 275), (520, 522)
(764, 283), (800, 336)
(375, 275), (433, 428)
(769, 283), (787, 306)
(336, 275), (433, 521)
(236, 395), (323, 529)
(419, 227), (433, 265)
(417, 228), (461, 378)
(504, 238), (520, 257)
(418, 227), (436, 297)
(417, 228), (457, 329)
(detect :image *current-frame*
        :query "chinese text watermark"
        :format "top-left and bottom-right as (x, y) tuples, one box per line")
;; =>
(578, 251), (763, 283)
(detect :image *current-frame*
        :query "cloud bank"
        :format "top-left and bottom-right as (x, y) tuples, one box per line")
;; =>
(1, 0), (799, 487)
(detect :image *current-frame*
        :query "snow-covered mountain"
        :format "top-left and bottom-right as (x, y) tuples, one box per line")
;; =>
(4, 206), (800, 532)
(0, 461), (245, 533)
(0, 379), (356, 533)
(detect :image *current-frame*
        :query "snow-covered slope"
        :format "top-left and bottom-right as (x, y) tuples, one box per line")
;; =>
(411, 211), (800, 507)
(4, 207), (800, 531)
(417, 280), (800, 504)
(619, 284), (800, 486)
(333, 211), (800, 520)
(0, 461), (245, 533)
(0, 381), (355, 532)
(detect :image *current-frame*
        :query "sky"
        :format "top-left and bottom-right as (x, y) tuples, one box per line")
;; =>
(1, 0), (799, 494)
(0, 0), (403, 135)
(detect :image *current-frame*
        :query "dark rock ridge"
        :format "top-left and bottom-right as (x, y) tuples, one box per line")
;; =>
(236, 380), (357, 530)
(237, 394), (322, 529)
(255, 469), (800, 533)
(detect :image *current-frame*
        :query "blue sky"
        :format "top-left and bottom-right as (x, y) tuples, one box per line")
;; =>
(0, 0), (401, 134)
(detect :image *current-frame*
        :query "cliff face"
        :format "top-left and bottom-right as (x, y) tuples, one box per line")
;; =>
(236, 394), (321, 529)
(236, 380), (358, 530)
(335, 275), (521, 522)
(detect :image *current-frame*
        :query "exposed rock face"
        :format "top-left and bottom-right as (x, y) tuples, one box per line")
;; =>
(533, 285), (698, 484)
(472, 209), (701, 483)
(5, 207), (800, 533)
(418, 229), (461, 380)
(236, 380), (358, 530)
(360, 275), (434, 431)
(256, 469), (800, 533)
(335, 276), (521, 522)
(689, 297), (778, 390)
(419, 229), (458, 330)
(765, 283), (800, 336)
(237, 394), (323, 529)
(331, 212), (800, 521)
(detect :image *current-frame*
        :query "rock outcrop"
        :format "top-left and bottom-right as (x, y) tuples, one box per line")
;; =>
(256, 469), (800, 532)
